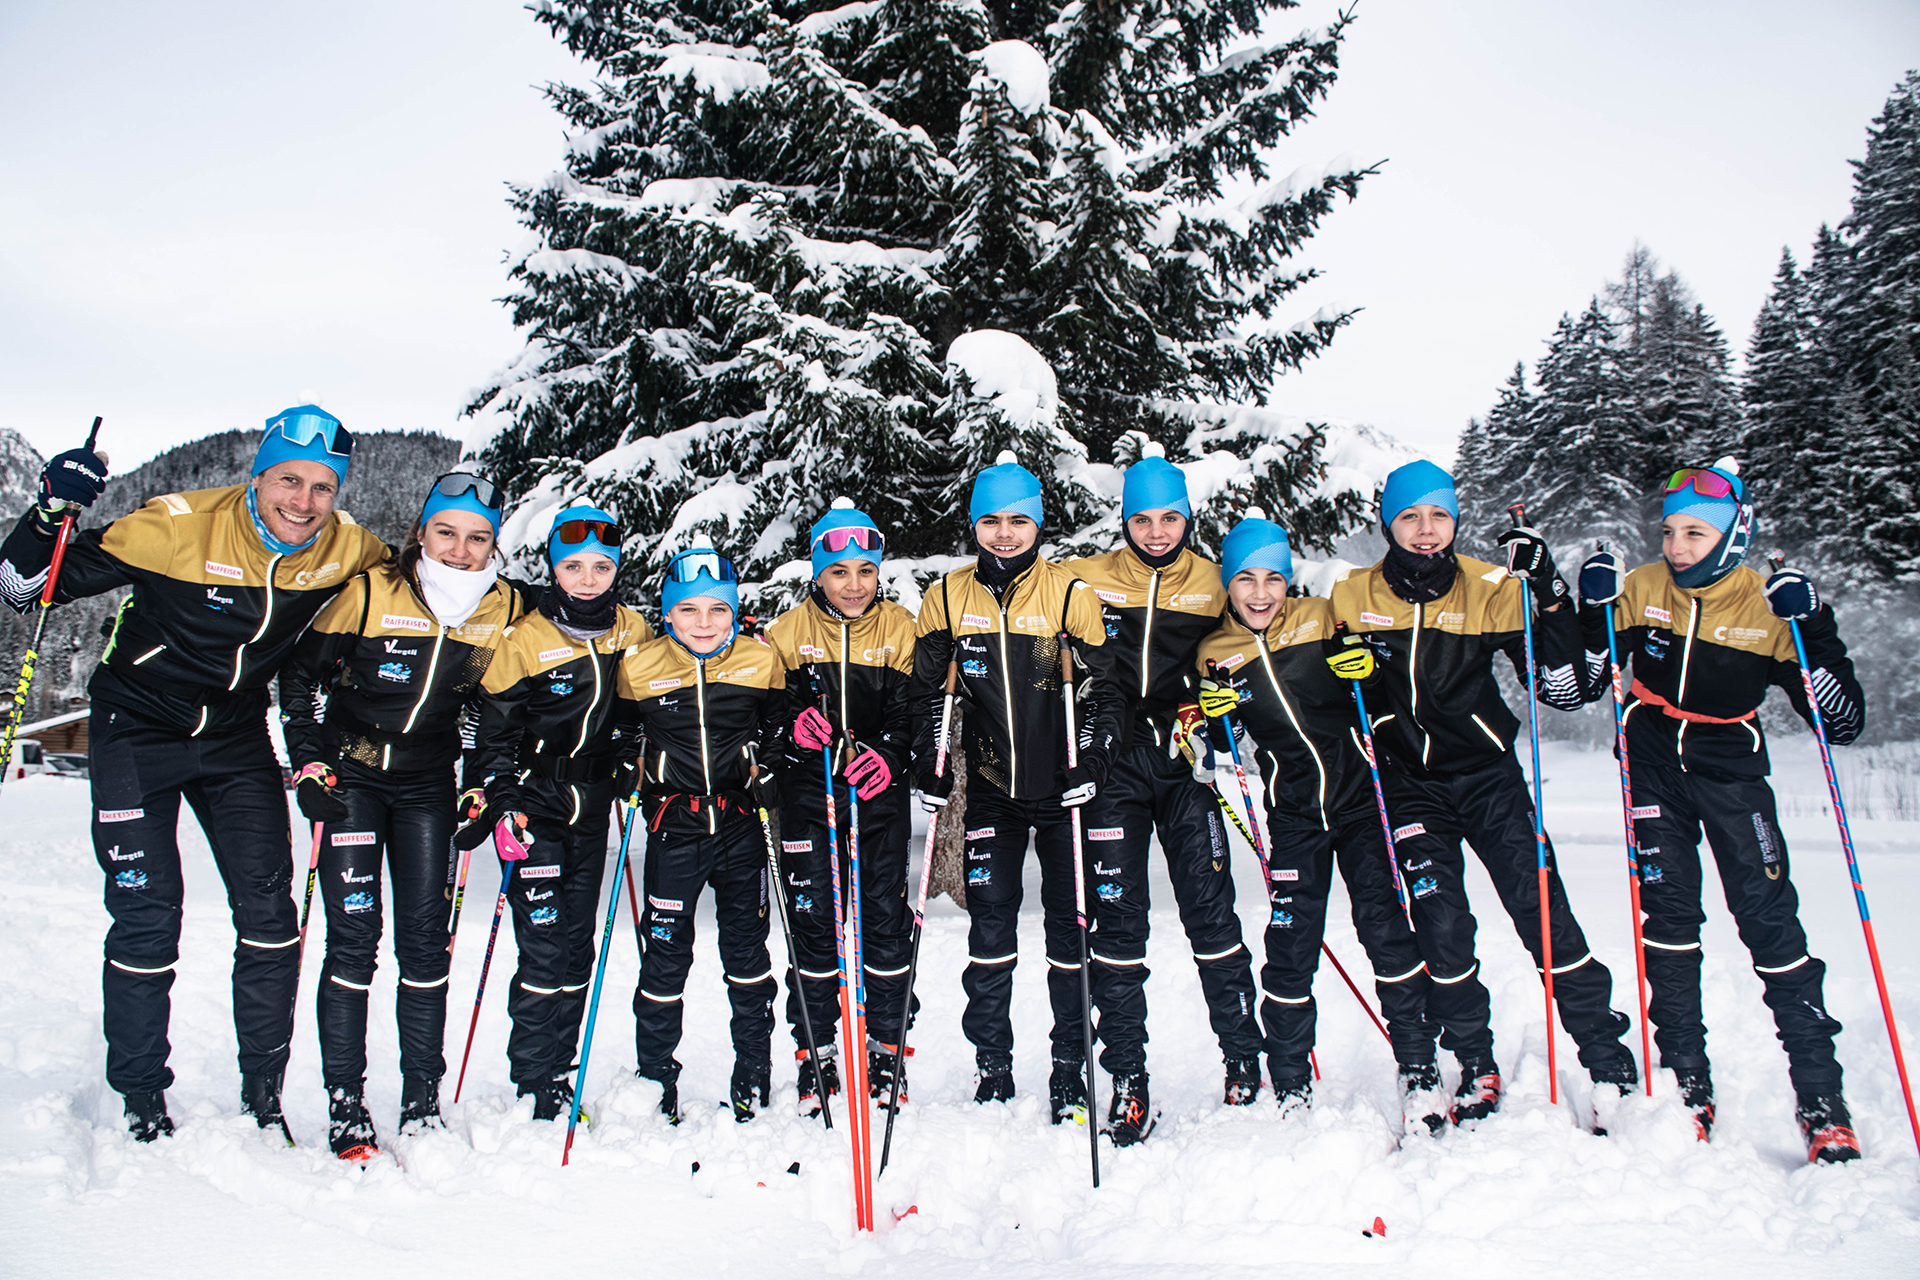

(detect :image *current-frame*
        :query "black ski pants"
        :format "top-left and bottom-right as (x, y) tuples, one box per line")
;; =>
(1629, 760), (1843, 1096)
(632, 804), (775, 1075)
(87, 701), (298, 1096)
(959, 785), (1091, 1070)
(1384, 752), (1638, 1080)
(776, 780), (914, 1054)
(1083, 742), (1261, 1076)
(1257, 801), (1495, 1087)
(314, 758), (456, 1090)
(502, 777), (613, 1088)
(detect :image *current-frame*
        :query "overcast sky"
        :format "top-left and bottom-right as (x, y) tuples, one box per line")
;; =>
(2, 1), (1916, 473)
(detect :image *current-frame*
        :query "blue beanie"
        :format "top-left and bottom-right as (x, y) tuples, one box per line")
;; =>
(810, 497), (885, 578)
(1121, 451), (1192, 520)
(661, 544), (740, 617)
(969, 451), (1045, 526)
(1661, 464), (1743, 534)
(547, 504), (622, 568)
(420, 473), (502, 535)
(253, 405), (351, 483)
(1221, 511), (1293, 582)
(1380, 460), (1458, 525)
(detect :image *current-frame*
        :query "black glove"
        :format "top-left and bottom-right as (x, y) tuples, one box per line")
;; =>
(615, 758), (641, 799)
(747, 764), (777, 811)
(1497, 526), (1569, 607)
(1059, 765), (1097, 808)
(40, 447), (109, 508)
(1579, 548), (1625, 606)
(452, 786), (493, 851)
(915, 764), (955, 810)
(293, 762), (350, 824)
(1764, 567), (1819, 621)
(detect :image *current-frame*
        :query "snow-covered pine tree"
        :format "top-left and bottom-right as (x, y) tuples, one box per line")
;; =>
(1453, 361), (1535, 556)
(1739, 248), (1824, 552)
(468, 0), (1377, 605)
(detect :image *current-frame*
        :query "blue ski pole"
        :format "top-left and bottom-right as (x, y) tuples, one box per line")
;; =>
(562, 787), (642, 1165)
(1507, 503), (1557, 1105)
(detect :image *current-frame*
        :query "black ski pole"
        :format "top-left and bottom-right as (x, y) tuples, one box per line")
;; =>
(746, 742), (833, 1130)
(1060, 634), (1099, 1189)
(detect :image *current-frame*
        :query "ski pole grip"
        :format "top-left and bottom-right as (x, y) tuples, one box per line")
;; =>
(1768, 550), (1785, 573)
(85, 415), (102, 452)
(1508, 502), (1526, 527)
(942, 660), (958, 695)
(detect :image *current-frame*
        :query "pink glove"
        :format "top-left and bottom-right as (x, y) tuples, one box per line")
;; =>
(844, 748), (892, 801)
(495, 813), (534, 861)
(794, 706), (834, 752)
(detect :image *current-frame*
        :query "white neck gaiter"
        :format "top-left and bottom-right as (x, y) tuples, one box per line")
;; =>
(416, 553), (499, 628)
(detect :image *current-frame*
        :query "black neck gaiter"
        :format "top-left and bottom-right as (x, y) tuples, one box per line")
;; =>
(1382, 540), (1459, 604)
(539, 581), (618, 635)
(976, 545), (1040, 601)
(1123, 526), (1186, 571)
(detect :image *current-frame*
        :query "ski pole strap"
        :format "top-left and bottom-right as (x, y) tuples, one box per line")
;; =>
(1627, 678), (1757, 725)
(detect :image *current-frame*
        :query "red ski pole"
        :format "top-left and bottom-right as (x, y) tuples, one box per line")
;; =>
(454, 857), (516, 1103)
(1596, 543), (1654, 1095)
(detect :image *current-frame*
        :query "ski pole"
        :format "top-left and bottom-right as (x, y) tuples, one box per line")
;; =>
(879, 660), (958, 1176)
(453, 853), (517, 1104)
(843, 735), (874, 1230)
(1769, 554), (1920, 1157)
(1508, 503), (1557, 1107)
(745, 743), (833, 1131)
(563, 787), (642, 1165)
(0, 415), (101, 794)
(296, 821), (325, 958)
(1060, 634), (1100, 1189)
(1596, 542), (1654, 1095)
(615, 801), (645, 960)
(1335, 631), (1416, 932)
(446, 836), (475, 961)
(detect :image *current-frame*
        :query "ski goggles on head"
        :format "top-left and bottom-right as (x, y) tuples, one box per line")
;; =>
(811, 525), (884, 555)
(665, 550), (738, 584)
(429, 471), (502, 511)
(1664, 468), (1735, 499)
(265, 411), (354, 462)
(554, 518), (624, 550)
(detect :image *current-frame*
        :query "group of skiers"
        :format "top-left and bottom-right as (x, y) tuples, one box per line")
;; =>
(0, 405), (1870, 1167)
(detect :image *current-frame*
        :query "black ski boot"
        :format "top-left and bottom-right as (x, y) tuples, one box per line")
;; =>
(796, 1045), (841, 1118)
(519, 1075), (576, 1123)
(1106, 1073), (1156, 1147)
(1048, 1059), (1088, 1125)
(1223, 1057), (1262, 1106)
(1451, 1058), (1501, 1127)
(1273, 1076), (1312, 1121)
(1589, 1063), (1639, 1136)
(1796, 1093), (1862, 1164)
(327, 1085), (380, 1162)
(398, 1076), (443, 1135)
(241, 1071), (293, 1146)
(1400, 1063), (1447, 1137)
(868, 1041), (909, 1106)
(973, 1063), (1016, 1104)
(637, 1061), (681, 1125)
(124, 1090), (173, 1143)
(1675, 1067), (1715, 1142)
(730, 1059), (771, 1123)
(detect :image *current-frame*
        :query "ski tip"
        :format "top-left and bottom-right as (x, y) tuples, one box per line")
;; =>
(690, 1161), (700, 1174)
(787, 1161), (801, 1175)
(1362, 1216), (1386, 1238)
(893, 1204), (919, 1222)
(336, 1144), (380, 1164)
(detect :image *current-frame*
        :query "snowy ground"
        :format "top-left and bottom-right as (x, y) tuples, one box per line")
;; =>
(2, 739), (1917, 1278)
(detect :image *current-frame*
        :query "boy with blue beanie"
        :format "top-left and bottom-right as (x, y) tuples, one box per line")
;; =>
(909, 452), (1122, 1121)
(1064, 444), (1263, 1143)
(1329, 459), (1641, 1128)
(1576, 461), (1866, 1161)
(1198, 510), (1496, 1131)
(0, 404), (389, 1143)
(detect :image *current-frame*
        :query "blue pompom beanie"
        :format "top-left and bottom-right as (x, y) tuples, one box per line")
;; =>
(1661, 464), (1743, 534)
(1120, 451), (1192, 520)
(810, 497), (885, 579)
(253, 405), (351, 484)
(1221, 511), (1293, 582)
(1379, 460), (1458, 527)
(969, 451), (1045, 525)
(546, 505), (622, 568)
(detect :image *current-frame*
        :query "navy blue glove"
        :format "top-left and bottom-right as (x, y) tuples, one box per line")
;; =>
(40, 447), (109, 508)
(1764, 568), (1819, 621)
(1579, 549), (1625, 606)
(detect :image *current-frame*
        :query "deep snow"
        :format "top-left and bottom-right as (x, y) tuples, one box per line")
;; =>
(1, 737), (1916, 1278)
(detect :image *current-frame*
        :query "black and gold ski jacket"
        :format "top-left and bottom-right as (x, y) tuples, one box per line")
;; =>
(616, 629), (786, 834)
(1065, 545), (1225, 750)
(278, 567), (531, 776)
(1580, 561), (1863, 778)
(472, 605), (653, 821)
(0, 484), (388, 736)
(909, 557), (1120, 800)
(765, 593), (915, 804)
(1196, 598), (1372, 824)
(1328, 554), (1583, 775)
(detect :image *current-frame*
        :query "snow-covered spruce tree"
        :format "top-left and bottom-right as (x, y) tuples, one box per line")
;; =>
(467, 0), (1375, 606)
(1453, 361), (1535, 556)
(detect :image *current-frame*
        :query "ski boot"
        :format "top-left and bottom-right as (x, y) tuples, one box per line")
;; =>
(1451, 1058), (1501, 1127)
(327, 1085), (380, 1162)
(868, 1040), (910, 1107)
(730, 1059), (771, 1123)
(124, 1090), (173, 1144)
(1589, 1063), (1639, 1136)
(1106, 1073), (1156, 1147)
(241, 1071), (294, 1146)
(636, 1061), (681, 1125)
(1273, 1076), (1312, 1121)
(1048, 1059), (1088, 1125)
(796, 1045), (841, 1119)
(973, 1062), (1016, 1104)
(1796, 1093), (1862, 1164)
(1224, 1057), (1262, 1107)
(1674, 1067), (1715, 1142)
(398, 1075), (443, 1135)
(1399, 1062), (1448, 1137)
(520, 1074), (577, 1123)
